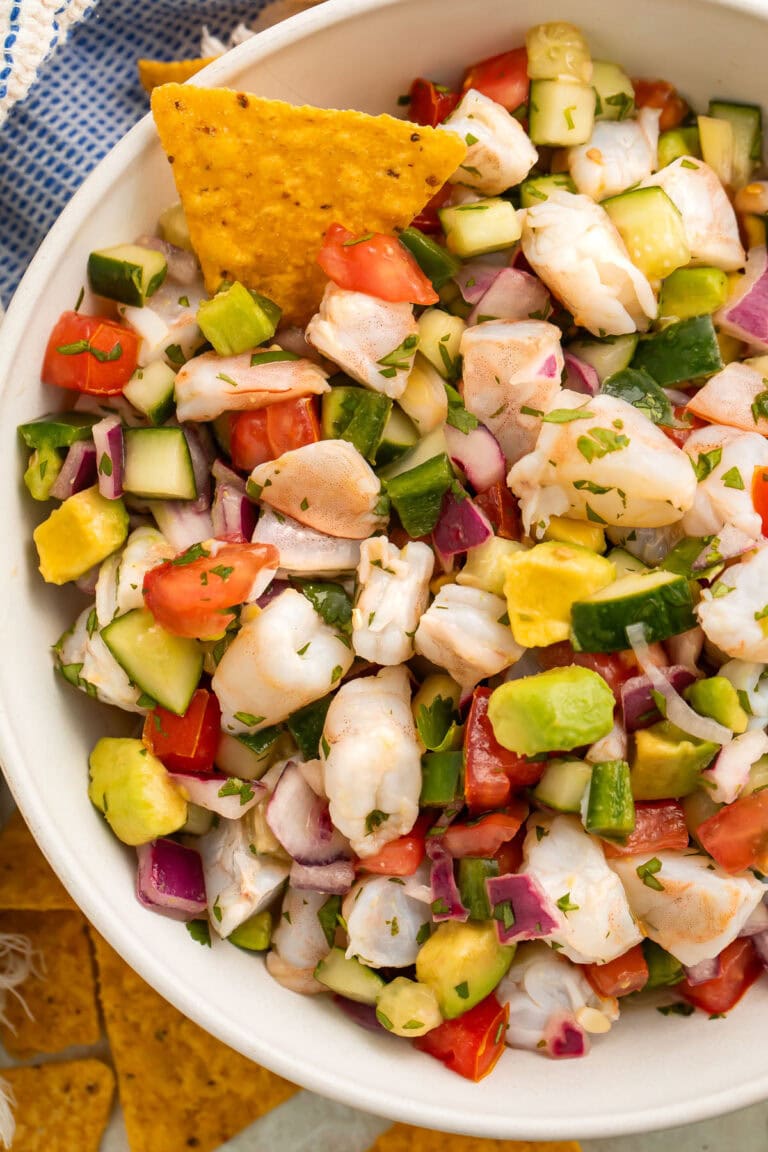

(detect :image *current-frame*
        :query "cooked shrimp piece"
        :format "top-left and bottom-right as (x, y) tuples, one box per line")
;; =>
(173, 350), (329, 423)
(697, 545), (768, 662)
(641, 157), (745, 270)
(252, 507), (362, 576)
(460, 320), (564, 465)
(568, 108), (660, 200)
(95, 526), (174, 626)
(212, 588), (354, 733)
(271, 887), (332, 970)
(507, 390), (697, 532)
(305, 284), (418, 398)
(352, 537), (434, 665)
(681, 424), (768, 541)
(322, 666), (421, 858)
(609, 851), (764, 966)
(198, 813), (290, 939)
(521, 190), (657, 336)
(343, 869), (432, 968)
(441, 88), (538, 195)
(414, 583), (524, 688)
(521, 814), (642, 964)
(686, 361), (768, 435)
(249, 440), (388, 540)
(57, 605), (147, 714)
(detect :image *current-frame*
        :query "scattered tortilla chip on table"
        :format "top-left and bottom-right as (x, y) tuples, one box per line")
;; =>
(138, 58), (218, 94)
(150, 85), (466, 324)
(90, 930), (297, 1152)
(367, 1127), (582, 1152)
(0, 910), (100, 1058)
(0, 810), (76, 912)
(2, 1059), (114, 1152)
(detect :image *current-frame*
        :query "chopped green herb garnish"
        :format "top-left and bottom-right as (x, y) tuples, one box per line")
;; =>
(365, 809), (389, 834)
(186, 920), (211, 947)
(721, 467), (744, 490)
(233, 712), (266, 727)
(636, 857), (664, 891)
(556, 892), (579, 914)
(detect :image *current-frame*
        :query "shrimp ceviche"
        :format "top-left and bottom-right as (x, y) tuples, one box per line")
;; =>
(20, 20), (768, 1081)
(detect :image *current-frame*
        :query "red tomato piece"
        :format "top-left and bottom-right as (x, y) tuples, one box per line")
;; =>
(632, 78), (688, 131)
(753, 466), (768, 537)
(267, 396), (321, 458)
(415, 994), (509, 1081)
(584, 944), (650, 998)
(408, 78), (461, 126)
(602, 801), (689, 858)
(536, 641), (636, 701)
(441, 805), (528, 858)
(229, 410), (272, 472)
(410, 184), (453, 235)
(356, 815), (431, 876)
(317, 223), (438, 305)
(661, 406), (707, 450)
(472, 482), (522, 539)
(464, 688), (545, 811)
(679, 939), (763, 1014)
(143, 542), (279, 640)
(493, 830), (525, 877)
(42, 311), (139, 395)
(461, 47), (529, 112)
(697, 790), (768, 874)
(143, 688), (221, 773)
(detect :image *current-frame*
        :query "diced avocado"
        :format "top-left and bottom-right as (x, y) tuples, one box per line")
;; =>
(543, 516), (606, 554)
(314, 947), (385, 1004)
(228, 910), (272, 951)
(24, 443), (63, 501)
(33, 486), (129, 584)
(659, 268), (730, 320)
(88, 243), (167, 307)
(657, 127), (701, 169)
(684, 677), (749, 735)
(592, 61), (635, 122)
(18, 412), (97, 450)
(321, 386), (392, 462)
(528, 79), (595, 146)
(158, 202), (194, 251)
(197, 281), (280, 356)
(601, 367), (676, 427)
(456, 537), (525, 597)
(374, 976), (443, 1038)
(631, 314), (723, 387)
(415, 920), (514, 1019)
(384, 452), (454, 538)
(584, 760), (635, 838)
(488, 666), (615, 757)
(398, 228), (461, 291)
(417, 309), (465, 382)
(88, 737), (187, 845)
(520, 173), (576, 207)
(630, 720), (719, 800)
(457, 857), (498, 920)
(503, 541), (615, 648)
(571, 570), (696, 653)
(602, 186), (689, 280)
(642, 940), (684, 989)
(533, 758), (593, 813)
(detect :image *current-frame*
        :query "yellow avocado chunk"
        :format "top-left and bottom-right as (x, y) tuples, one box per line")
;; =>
(88, 737), (188, 846)
(456, 536), (525, 596)
(33, 486), (129, 584)
(544, 515), (606, 553)
(503, 540), (615, 648)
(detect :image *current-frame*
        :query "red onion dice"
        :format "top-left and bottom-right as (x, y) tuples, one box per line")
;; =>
(433, 491), (493, 557)
(485, 873), (559, 944)
(426, 838), (468, 922)
(167, 770), (263, 819)
(543, 1012), (589, 1059)
(136, 838), (207, 920)
(49, 440), (97, 501)
(290, 860), (356, 894)
(444, 423), (506, 492)
(267, 762), (350, 866)
(621, 666), (697, 731)
(92, 414), (124, 500)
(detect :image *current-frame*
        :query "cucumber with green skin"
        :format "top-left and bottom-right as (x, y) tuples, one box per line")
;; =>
(457, 857), (498, 921)
(321, 386), (392, 463)
(657, 126), (700, 169)
(88, 244), (167, 306)
(630, 315), (723, 386)
(566, 334), (638, 383)
(584, 760), (635, 838)
(101, 607), (203, 716)
(533, 758), (593, 813)
(374, 406), (419, 467)
(520, 173), (576, 207)
(123, 427), (196, 500)
(384, 452), (454, 538)
(123, 361), (176, 426)
(314, 947), (384, 1004)
(709, 99), (762, 187)
(601, 367), (676, 426)
(439, 198), (521, 258)
(571, 570), (696, 652)
(398, 227), (461, 291)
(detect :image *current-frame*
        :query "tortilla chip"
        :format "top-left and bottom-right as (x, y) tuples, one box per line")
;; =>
(0, 911), (100, 1058)
(0, 810), (76, 911)
(150, 85), (466, 324)
(138, 58), (218, 94)
(2, 1060), (114, 1152)
(368, 1127), (581, 1152)
(90, 930), (296, 1152)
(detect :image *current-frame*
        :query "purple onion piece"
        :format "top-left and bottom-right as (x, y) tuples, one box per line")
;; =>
(49, 440), (97, 501)
(212, 483), (257, 542)
(444, 422), (506, 492)
(433, 491), (493, 557)
(544, 1013), (589, 1059)
(212, 458), (246, 490)
(333, 995), (386, 1033)
(181, 422), (215, 512)
(256, 578), (292, 608)
(621, 666), (697, 732)
(92, 414), (124, 499)
(485, 873), (559, 944)
(564, 352), (600, 396)
(275, 326), (325, 365)
(453, 261), (501, 305)
(167, 770), (263, 819)
(136, 838), (207, 921)
(426, 838), (468, 922)
(267, 762), (350, 866)
(716, 245), (768, 350)
(150, 500), (214, 549)
(682, 956), (723, 986)
(290, 859), (355, 894)
(134, 234), (200, 285)
(691, 525), (757, 572)
(467, 266), (551, 326)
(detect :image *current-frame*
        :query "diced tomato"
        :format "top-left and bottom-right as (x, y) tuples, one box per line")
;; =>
(753, 466), (768, 537)
(461, 47), (529, 113)
(441, 805), (528, 858)
(143, 688), (221, 773)
(410, 184), (453, 235)
(356, 815), (430, 876)
(415, 994), (509, 1081)
(229, 396), (322, 472)
(662, 406), (707, 450)
(229, 410), (271, 471)
(317, 222), (438, 305)
(679, 939), (763, 1014)
(602, 801), (689, 858)
(493, 829), (525, 876)
(536, 641), (637, 701)
(42, 311), (139, 395)
(584, 944), (649, 998)
(408, 78), (461, 126)
(473, 482), (522, 539)
(697, 790), (768, 874)
(632, 78), (688, 132)
(143, 541), (279, 640)
(464, 688), (545, 812)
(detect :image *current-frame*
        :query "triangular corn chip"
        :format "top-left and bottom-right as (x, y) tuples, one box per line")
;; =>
(138, 58), (218, 94)
(2, 1060), (114, 1152)
(0, 809), (76, 911)
(367, 1124), (582, 1152)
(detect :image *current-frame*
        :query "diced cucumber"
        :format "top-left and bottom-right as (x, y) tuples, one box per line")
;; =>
(321, 386), (392, 462)
(374, 405), (420, 468)
(18, 412), (97, 450)
(659, 267), (730, 320)
(657, 127), (701, 170)
(602, 186), (689, 279)
(592, 61), (635, 122)
(457, 857), (498, 921)
(566, 334), (638, 382)
(520, 173), (576, 207)
(87, 244), (167, 307)
(398, 227), (461, 291)
(314, 947), (384, 1004)
(630, 315), (723, 386)
(197, 282), (280, 356)
(420, 751), (463, 807)
(584, 760), (635, 838)
(101, 607), (203, 715)
(123, 427), (196, 500)
(397, 355), (449, 435)
(123, 360), (177, 425)
(533, 758), (593, 813)
(385, 452), (455, 538)
(601, 367), (675, 426)
(606, 548), (648, 579)
(214, 729), (281, 781)
(378, 425), (448, 482)
(417, 309), (465, 382)
(438, 279), (473, 320)
(571, 570), (696, 653)
(439, 199), (522, 258)
(158, 202), (193, 252)
(528, 79), (595, 146)
(697, 115), (734, 187)
(708, 100), (762, 188)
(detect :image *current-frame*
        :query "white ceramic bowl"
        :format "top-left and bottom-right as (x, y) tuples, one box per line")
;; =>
(3, 0), (768, 1138)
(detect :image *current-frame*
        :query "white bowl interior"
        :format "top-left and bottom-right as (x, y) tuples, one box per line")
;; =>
(2, 0), (768, 1138)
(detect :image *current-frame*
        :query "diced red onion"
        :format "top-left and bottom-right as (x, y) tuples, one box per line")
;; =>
(740, 900), (768, 937)
(92, 414), (124, 500)
(716, 246), (768, 351)
(621, 666), (697, 732)
(212, 482), (256, 542)
(692, 525), (757, 573)
(701, 730), (768, 804)
(135, 838), (207, 920)
(626, 624), (732, 745)
(212, 459), (246, 490)
(149, 500), (214, 549)
(275, 326), (326, 366)
(181, 422), (215, 511)
(333, 995), (385, 1032)
(168, 770), (263, 818)
(444, 422), (506, 492)
(664, 387), (693, 406)
(252, 507), (361, 575)
(433, 491), (493, 557)
(426, 838), (468, 922)
(454, 261), (502, 305)
(134, 234), (200, 285)
(256, 578), (291, 608)
(290, 860), (355, 894)
(75, 565), (100, 596)
(467, 267), (551, 325)
(752, 929), (768, 969)
(49, 440), (97, 500)
(543, 1012), (589, 1059)
(682, 956), (723, 986)
(564, 353), (600, 396)
(485, 873), (559, 944)
(267, 762), (350, 865)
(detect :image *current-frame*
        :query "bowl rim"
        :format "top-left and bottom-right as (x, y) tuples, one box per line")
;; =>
(3, 0), (768, 1137)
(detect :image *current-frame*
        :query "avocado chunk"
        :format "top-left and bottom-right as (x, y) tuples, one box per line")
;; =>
(543, 516), (606, 554)
(659, 267), (729, 320)
(488, 666), (615, 757)
(415, 920), (514, 1019)
(88, 737), (188, 845)
(228, 910), (272, 951)
(630, 720), (719, 800)
(684, 676), (749, 734)
(456, 536), (525, 597)
(33, 486), (129, 584)
(375, 976), (443, 1037)
(503, 541), (615, 647)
